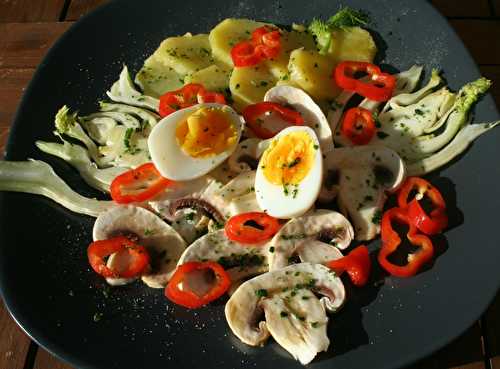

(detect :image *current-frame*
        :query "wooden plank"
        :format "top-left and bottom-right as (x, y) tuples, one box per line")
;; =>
(0, 68), (35, 157)
(33, 348), (74, 369)
(431, 0), (492, 17)
(0, 22), (72, 69)
(479, 65), (500, 105)
(409, 323), (486, 369)
(65, 0), (109, 21)
(0, 0), (66, 22)
(0, 301), (32, 369)
(450, 20), (500, 65)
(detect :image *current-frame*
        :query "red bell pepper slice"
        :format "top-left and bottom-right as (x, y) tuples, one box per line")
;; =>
(231, 26), (281, 67)
(87, 236), (150, 279)
(327, 245), (371, 286)
(242, 102), (304, 139)
(165, 261), (231, 309)
(110, 163), (173, 204)
(158, 83), (226, 117)
(398, 177), (448, 235)
(334, 61), (396, 102)
(378, 207), (434, 277)
(340, 107), (376, 145)
(225, 212), (281, 244)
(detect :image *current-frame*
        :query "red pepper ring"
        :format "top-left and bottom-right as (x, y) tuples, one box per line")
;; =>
(165, 261), (231, 309)
(242, 102), (304, 139)
(327, 245), (371, 286)
(378, 207), (434, 278)
(340, 107), (376, 145)
(334, 61), (396, 102)
(225, 212), (281, 244)
(398, 177), (448, 235)
(231, 26), (282, 67)
(158, 83), (226, 117)
(110, 163), (173, 204)
(87, 236), (150, 279)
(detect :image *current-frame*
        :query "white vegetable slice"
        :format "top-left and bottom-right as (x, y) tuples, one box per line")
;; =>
(225, 263), (345, 359)
(267, 209), (354, 271)
(106, 65), (160, 112)
(93, 205), (186, 288)
(322, 146), (406, 240)
(0, 160), (113, 217)
(227, 138), (271, 173)
(264, 85), (334, 152)
(297, 240), (343, 264)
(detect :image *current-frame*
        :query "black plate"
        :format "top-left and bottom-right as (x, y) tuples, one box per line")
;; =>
(1, 1), (499, 368)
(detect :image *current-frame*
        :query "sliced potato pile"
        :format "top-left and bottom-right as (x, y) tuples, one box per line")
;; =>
(135, 19), (378, 110)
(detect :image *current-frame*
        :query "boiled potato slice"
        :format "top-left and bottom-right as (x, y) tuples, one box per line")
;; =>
(328, 27), (377, 63)
(265, 29), (316, 80)
(184, 64), (231, 92)
(135, 54), (184, 97)
(209, 18), (268, 67)
(154, 34), (214, 76)
(286, 49), (341, 101)
(230, 65), (277, 109)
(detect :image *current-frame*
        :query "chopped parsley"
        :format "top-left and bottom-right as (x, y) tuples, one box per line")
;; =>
(377, 131), (389, 139)
(280, 233), (307, 240)
(144, 229), (156, 236)
(287, 157), (301, 168)
(269, 246), (275, 253)
(93, 312), (103, 322)
(372, 209), (382, 225)
(311, 322), (320, 328)
(280, 311), (289, 318)
(255, 289), (268, 298)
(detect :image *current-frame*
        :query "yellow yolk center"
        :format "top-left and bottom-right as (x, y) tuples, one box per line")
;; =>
(175, 107), (237, 158)
(261, 131), (315, 185)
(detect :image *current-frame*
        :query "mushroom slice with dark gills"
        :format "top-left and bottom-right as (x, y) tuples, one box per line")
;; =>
(93, 205), (186, 288)
(320, 146), (406, 241)
(227, 138), (271, 174)
(266, 209), (354, 271)
(225, 263), (345, 365)
(264, 85), (334, 153)
(178, 229), (268, 289)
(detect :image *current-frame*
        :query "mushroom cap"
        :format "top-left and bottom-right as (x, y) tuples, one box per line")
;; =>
(322, 145), (406, 240)
(225, 263), (345, 350)
(264, 85), (334, 153)
(267, 209), (354, 271)
(93, 205), (186, 288)
(227, 138), (270, 174)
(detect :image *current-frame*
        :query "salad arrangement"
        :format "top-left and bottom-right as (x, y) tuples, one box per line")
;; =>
(0, 7), (498, 365)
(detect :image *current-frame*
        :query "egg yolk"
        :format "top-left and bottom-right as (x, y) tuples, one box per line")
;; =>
(261, 131), (316, 185)
(175, 107), (237, 158)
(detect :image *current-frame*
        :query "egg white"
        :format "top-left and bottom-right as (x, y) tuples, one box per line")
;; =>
(148, 103), (244, 181)
(255, 126), (323, 219)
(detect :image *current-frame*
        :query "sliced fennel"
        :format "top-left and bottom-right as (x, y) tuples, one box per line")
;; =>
(407, 120), (500, 175)
(106, 65), (160, 112)
(0, 160), (113, 217)
(36, 140), (128, 192)
(98, 101), (159, 128)
(334, 74), (495, 174)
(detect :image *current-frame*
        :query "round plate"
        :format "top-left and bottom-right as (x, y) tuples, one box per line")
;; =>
(1, 1), (499, 368)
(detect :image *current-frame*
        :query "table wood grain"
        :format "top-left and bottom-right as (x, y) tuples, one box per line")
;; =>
(0, 1), (498, 368)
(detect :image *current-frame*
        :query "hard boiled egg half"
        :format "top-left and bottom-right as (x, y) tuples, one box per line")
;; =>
(255, 126), (323, 218)
(148, 103), (244, 180)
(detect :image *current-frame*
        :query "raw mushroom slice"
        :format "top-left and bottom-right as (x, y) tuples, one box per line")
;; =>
(261, 289), (329, 365)
(321, 146), (406, 240)
(93, 205), (186, 288)
(264, 85), (334, 153)
(217, 171), (263, 216)
(297, 240), (344, 265)
(267, 209), (354, 271)
(178, 229), (269, 287)
(225, 263), (345, 364)
(227, 138), (271, 173)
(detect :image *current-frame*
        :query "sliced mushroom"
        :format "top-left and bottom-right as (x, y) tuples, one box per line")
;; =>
(178, 229), (269, 286)
(227, 138), (271, 173)
(297, 240), (344, 265)
(225, 263), (345, 364)
(217, 171), (263, 216)
(93, 205), (186, 288)
(321, 146), (406, 240)
(264, 85), (334, 153)
(267, 209), (354, 271)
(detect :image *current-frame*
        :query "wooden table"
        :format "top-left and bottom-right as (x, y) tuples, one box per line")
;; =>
(0, 1), (499, 368)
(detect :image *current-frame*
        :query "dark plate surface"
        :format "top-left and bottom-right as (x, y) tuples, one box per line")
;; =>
(1, 1), (499, 369)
